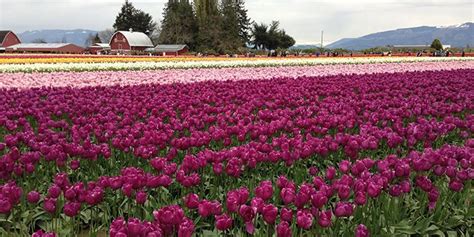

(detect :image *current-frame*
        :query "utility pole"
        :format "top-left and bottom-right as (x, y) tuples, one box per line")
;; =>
(320, 30), (324, 52)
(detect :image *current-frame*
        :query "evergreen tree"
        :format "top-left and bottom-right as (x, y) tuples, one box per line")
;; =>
(93, 33), (102, 44)
(159, 0), (198, 49)
(235, 0), (251, 46)
(430, 38), (443, 51)
(220, 0), (242, 52)
(85, 33), (102, 46)
(113, 0), (156, 33)
(194, 0), (222, 53)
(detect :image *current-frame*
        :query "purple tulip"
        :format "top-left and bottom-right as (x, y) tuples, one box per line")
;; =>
(355, 224), (370, 237)
(280, 187), (296, 205)
(276, 221), (292, 237)
(136, 191), (147, 205)
(63, 202), (81, 217)
(280, 207), (293, 222)
(27, 191), (41, 204)
(215, 214), (233, 231)
(318, 209), (332, 228)
(296, 209), (313, 229)
(262, 204), (278, 224)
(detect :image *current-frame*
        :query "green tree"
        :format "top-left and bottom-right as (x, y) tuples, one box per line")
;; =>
(159, 0), (198, 50)
(250, 23), (269, 50)
(85, 33), (102, 46)
(113, 0), (156, 34)
(93, 33), (102, 44)
(219, 0), (242, 52)
(430, 38), (443, 51)
(250, 21), (295, 50)
(266, 21), (281, 50)
(235, 0), (251, 46)
(194, 0), (222, 53)
(276, 30), (295, 49)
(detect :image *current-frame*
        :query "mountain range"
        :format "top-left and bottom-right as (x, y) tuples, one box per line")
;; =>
(14, 22), (474, 50)
(326, 22), (473, 50)
(17, 29), (98, 47)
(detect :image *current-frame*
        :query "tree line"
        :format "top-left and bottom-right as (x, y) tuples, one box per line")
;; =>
(105, 0), (295, 54)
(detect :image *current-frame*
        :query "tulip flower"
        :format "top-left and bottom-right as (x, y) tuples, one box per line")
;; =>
(27, 191), (41, 204)
(277, 221), (292, 237)
(215, 214), (233, 231)
(355, 224), (370, 237)
(280, 187), (296, 205)
(318, 210), (332, 228)
(296, 209), (313, 229)
(262, 204), (278, 224)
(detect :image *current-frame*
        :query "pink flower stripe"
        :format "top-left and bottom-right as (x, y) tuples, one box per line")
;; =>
(0, 61), (472, 89)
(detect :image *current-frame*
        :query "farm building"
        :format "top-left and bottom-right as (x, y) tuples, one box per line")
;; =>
(87, 43), (111, 55)
(154, 44), (189, 56)
(0, 30), (21, 52)
(6, 43), (85, 54)
(109, 30), (154, 54)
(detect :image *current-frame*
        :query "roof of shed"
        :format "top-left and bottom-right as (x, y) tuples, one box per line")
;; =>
(154, 44), (188, 52)
(6, 43), (82, 49)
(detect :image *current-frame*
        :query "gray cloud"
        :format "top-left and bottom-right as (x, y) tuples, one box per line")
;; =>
(0, 0), (472, 44)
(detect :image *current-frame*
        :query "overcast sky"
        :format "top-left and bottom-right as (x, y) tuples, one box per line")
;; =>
(0, 0), (472, 44)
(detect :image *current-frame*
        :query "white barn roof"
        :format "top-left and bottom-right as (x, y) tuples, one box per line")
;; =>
(111, 31), (153, 47)
(154, 44), (188, 52)
(95, 43), (110, 48)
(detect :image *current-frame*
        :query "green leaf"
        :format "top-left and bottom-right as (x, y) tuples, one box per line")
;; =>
(447, 231), (458, 237)
(202, 230), (220, 237)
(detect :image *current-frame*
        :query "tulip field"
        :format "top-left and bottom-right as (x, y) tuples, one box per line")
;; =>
(0, 56), (473, 237)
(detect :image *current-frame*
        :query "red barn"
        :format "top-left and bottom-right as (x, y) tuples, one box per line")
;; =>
(109, 30), (154, 54)
(0, 31), (21, 52)
(6, 43), (85, 54)
(154, 44), (189, 56)
(87, 43), (111, 55)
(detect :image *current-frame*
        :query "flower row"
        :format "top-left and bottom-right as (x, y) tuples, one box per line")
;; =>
(1, 70), (472, 181)
(0, 55), (283, 65)
(2, 141), (472, 236)
(1, 61), (472, 89)
(0, 57), (471, 73)
(109, 143), (471, 236)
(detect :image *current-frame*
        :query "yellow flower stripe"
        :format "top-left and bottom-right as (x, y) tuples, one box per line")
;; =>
(0, 55), (371, 64)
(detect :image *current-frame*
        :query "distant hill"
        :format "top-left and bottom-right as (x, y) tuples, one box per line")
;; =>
(290, 44), (319, 50)
(17, 29), (98, 47)
(327, 22), (474, 50)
